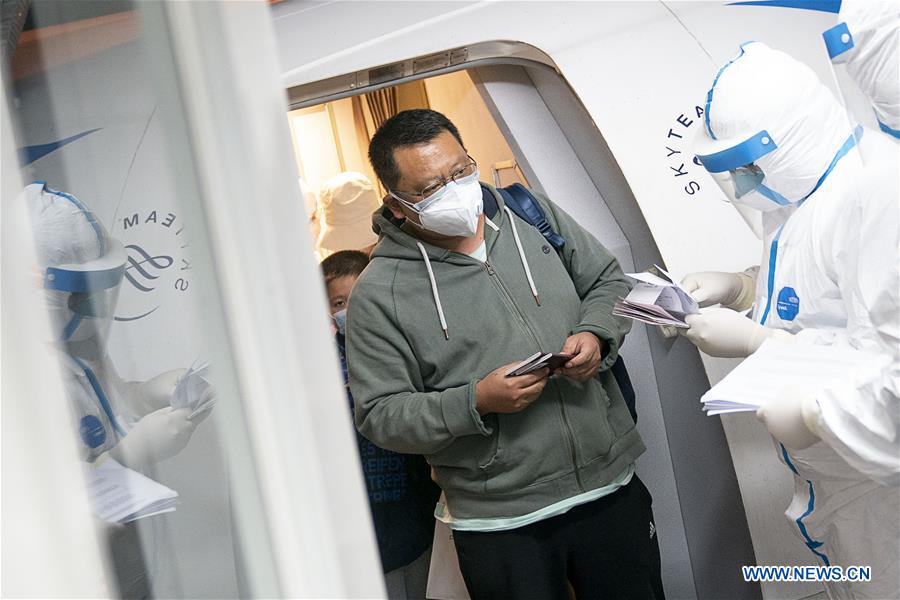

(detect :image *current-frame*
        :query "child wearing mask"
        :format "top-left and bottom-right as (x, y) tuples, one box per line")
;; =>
(321, 250), (441, 599)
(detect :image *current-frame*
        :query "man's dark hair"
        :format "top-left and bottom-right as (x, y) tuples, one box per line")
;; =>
(368, 109), (465, 190)
(321, 249), (370, 281)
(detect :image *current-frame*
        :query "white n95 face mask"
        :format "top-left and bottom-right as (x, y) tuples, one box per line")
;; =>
(393, 172), (483, 238)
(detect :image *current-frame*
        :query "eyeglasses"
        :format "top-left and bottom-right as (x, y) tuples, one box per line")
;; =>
(392, 157), (478, 202)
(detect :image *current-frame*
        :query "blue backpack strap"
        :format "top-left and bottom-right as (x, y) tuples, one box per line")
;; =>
(481, 184), (499, 219)
(497, 183), (566, 250)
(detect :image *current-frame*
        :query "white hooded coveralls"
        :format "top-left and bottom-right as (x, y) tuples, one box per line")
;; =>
(700, 42), (899, 599)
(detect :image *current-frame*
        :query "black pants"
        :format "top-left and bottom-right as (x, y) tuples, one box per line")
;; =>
(452, 476), (664, 600)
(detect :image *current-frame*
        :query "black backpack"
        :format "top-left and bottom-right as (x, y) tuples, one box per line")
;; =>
(486, 183), (638, 423)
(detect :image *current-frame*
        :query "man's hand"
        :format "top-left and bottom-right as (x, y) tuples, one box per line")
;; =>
(476, 364), (550, 415)
(558, 332), (604, 382)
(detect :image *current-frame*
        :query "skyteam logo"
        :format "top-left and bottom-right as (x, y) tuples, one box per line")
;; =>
(664, 105), (706, 197)
(113, 209), (192, 322)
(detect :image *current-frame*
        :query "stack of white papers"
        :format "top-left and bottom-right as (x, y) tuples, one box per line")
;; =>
(82, 458), (179, 523)
(171, 360), (215, 418)
(702, 339), (887, 415)
(613, 266), (699, 328)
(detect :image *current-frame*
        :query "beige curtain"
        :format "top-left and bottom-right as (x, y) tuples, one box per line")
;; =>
(353, 95), (383, 196)
(364, 87), (398, 132)
(356, 87), (399, 197)
(354, 82), (429, 195)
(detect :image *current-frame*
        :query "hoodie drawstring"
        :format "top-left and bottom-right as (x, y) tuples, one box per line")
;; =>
(504, 206), (540, 306)
(417, 210), (541, 340)
(416, 242), (449, 340)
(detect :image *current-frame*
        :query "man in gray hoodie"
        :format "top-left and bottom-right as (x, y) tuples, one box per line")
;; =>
(347, 109), (663, 599)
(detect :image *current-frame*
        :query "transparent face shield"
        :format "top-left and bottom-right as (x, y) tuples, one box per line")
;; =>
(695, 129), (789, 212)
(44, 239), (127, 356)
(708, 164), (765, 203)
(822, 21), (872, 146)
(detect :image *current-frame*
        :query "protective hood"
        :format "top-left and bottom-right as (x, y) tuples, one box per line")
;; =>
(698, 42), (856, 204)
(828, 0), (900, 137)
(25, 182), (125, 350)
(316, 171), (380, 258)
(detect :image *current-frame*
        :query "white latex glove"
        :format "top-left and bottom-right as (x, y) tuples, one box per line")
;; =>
(681, 271), (756, 310)
(756, 385), (822, 450)
(682, 307), (790, 358)
(110, 407), (196, 469)
(133, 369), (187, 416)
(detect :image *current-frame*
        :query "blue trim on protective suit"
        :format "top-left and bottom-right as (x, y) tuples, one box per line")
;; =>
(73, 357), (126, 438)
(755, 184), (794, 206)
(705, 43), (754, 138)
(696, 130), (777, 173)
(62, 314), (84, 341)
(728, 0), (841, 12)
(758, 126), (861, 208)
(45, 264), (125, 293)
(878, 119), (900, 139)
(759, 226), (782, 326)
(779, 444), (832, 566)
(823, 22), (854, 59)
(758, 127), (860, 324)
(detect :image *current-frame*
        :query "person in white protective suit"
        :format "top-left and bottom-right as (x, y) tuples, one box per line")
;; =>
(26, 182), (213, 468)
(682, 42), (899, 599)
(822, 0), (899, 142)
(733, 0), (898, 149)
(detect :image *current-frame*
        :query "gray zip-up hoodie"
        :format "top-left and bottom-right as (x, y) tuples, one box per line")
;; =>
(346, 185), (645, 519)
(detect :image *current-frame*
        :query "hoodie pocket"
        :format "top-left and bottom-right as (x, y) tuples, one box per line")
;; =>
(428, 415), (501, 494)
(481, 404), (571, 494)
(478, 414), (502, 471)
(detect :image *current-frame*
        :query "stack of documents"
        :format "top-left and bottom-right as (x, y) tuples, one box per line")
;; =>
(171, 360), (215, 418)
(82, 458), (179, 523)
(702, 339), (887, 415)
(613, 266), (699, 328)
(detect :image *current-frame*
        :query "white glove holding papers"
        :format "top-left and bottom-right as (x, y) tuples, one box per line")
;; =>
(682, 307), (783, 358)
(170, 361), (216, 421)
(613, 266), (699, 328)
(681, 270), (756, 311)
(701, 338), (888, 416)
(756, 386), (822, 450)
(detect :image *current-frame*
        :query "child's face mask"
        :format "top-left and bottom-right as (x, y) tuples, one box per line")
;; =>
(332, 309), (347, 335)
